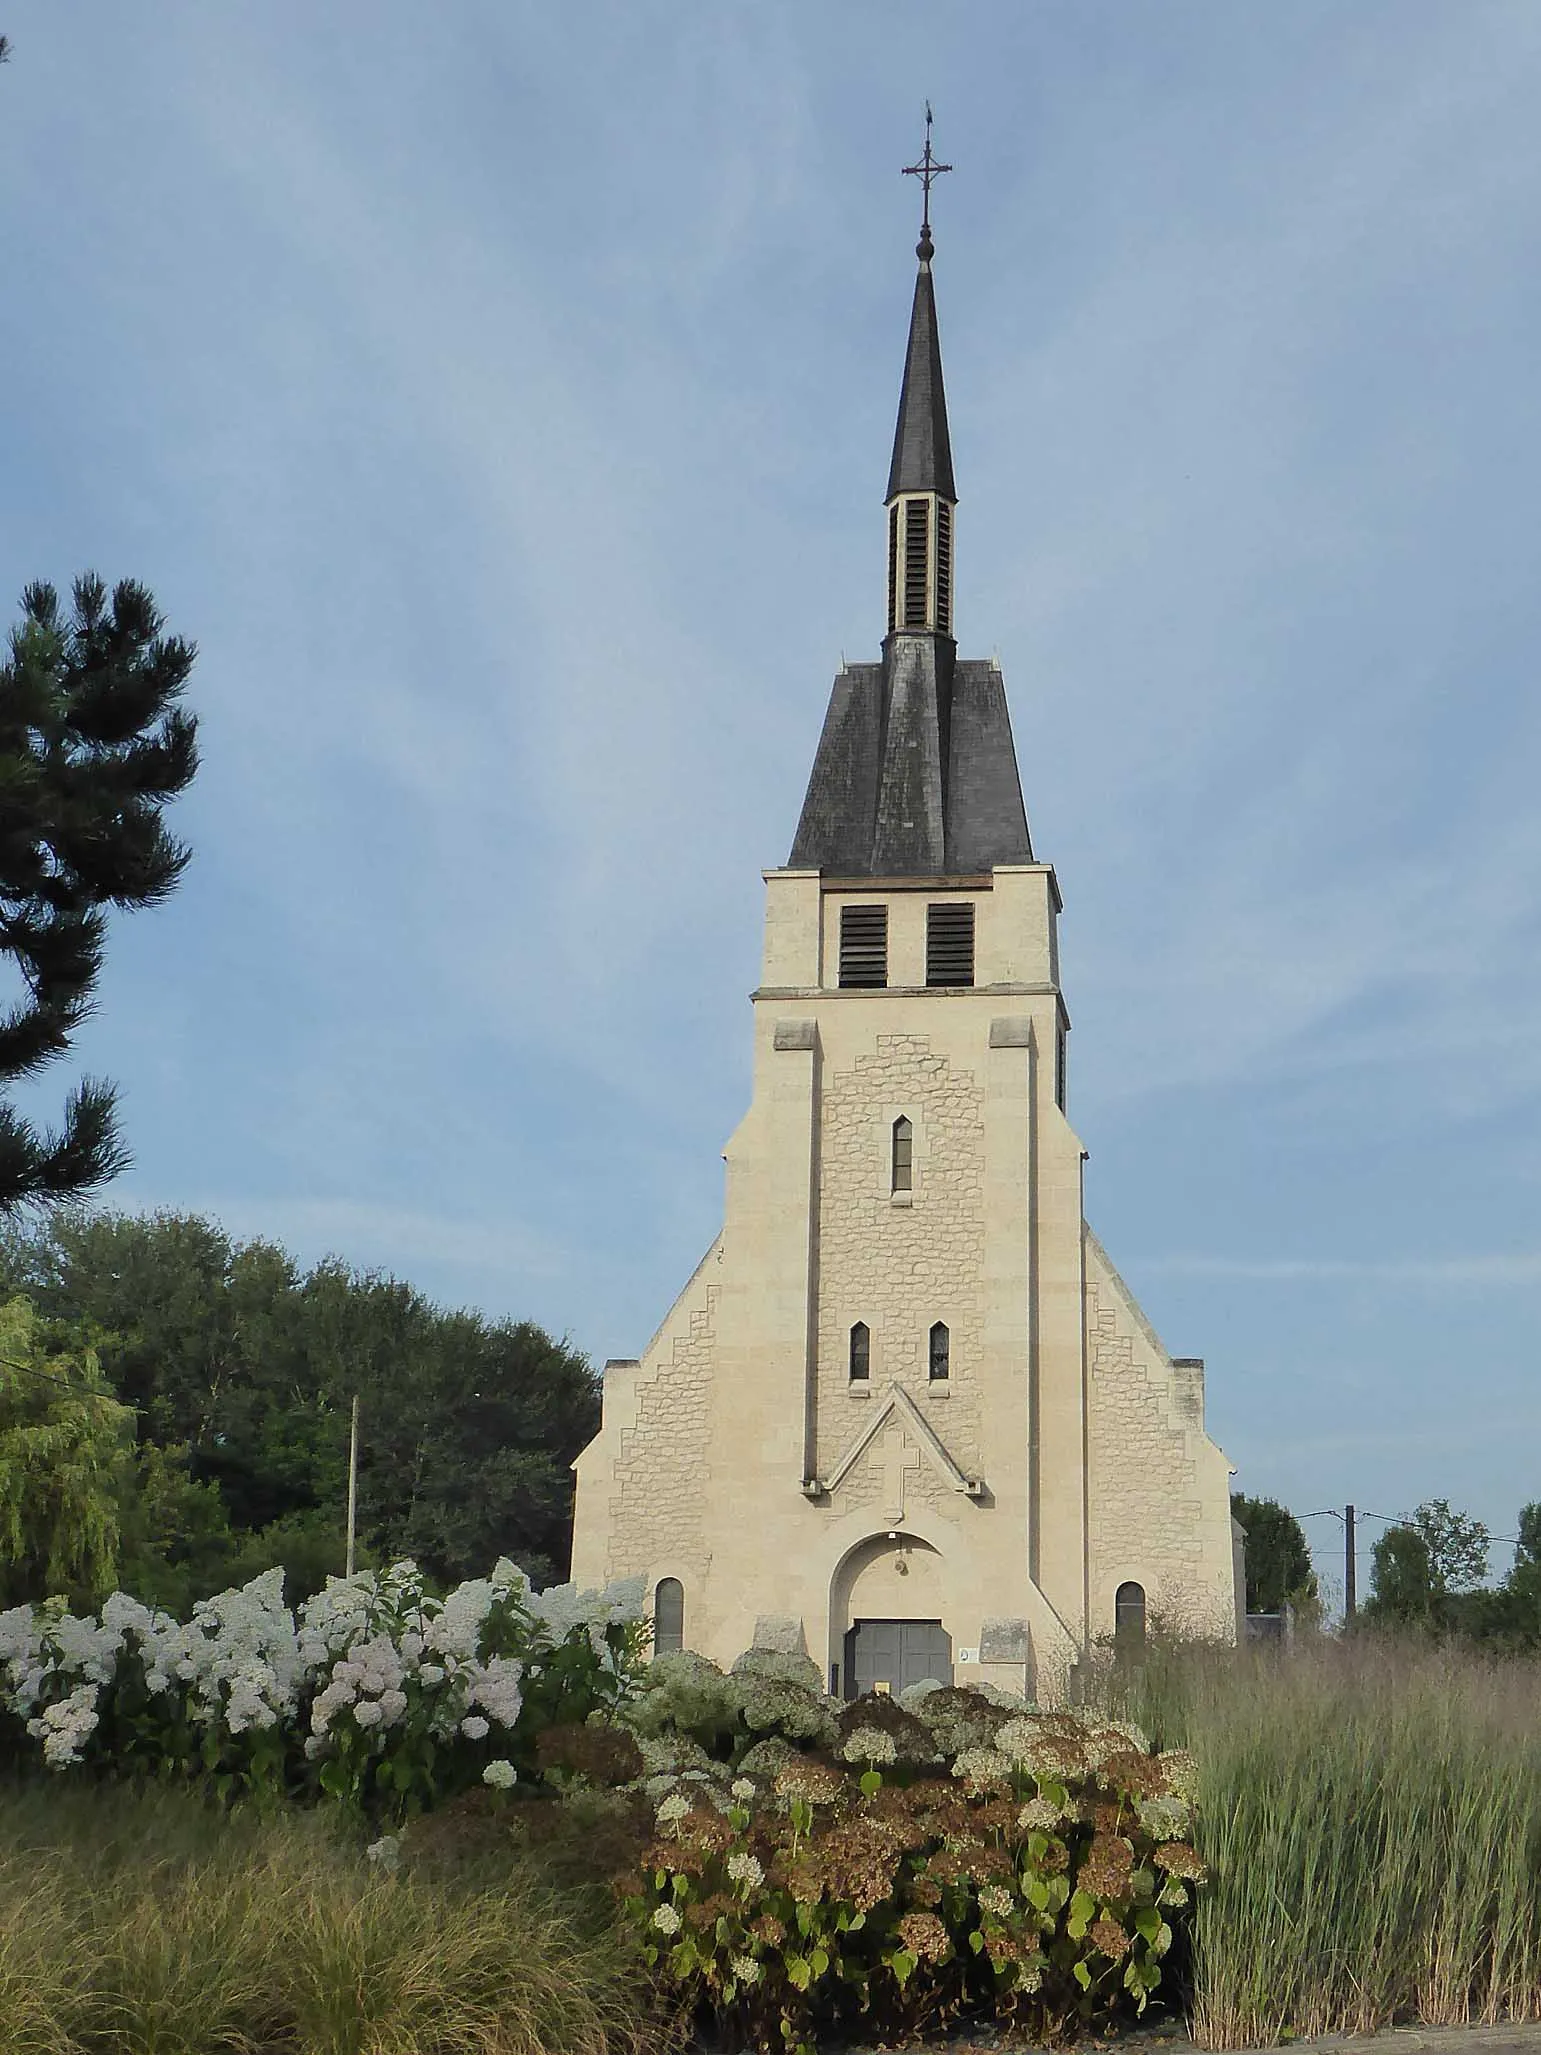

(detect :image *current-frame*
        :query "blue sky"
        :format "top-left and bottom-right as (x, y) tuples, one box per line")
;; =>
(5, 2), (1541, 1599)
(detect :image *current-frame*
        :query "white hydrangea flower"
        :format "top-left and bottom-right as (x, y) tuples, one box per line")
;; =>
(1018, 1796), (1065, 1830)
(731, 1777), (756, 1800)
(482, 1759), (518, 1789)
(655, 1792), (691, 1824)
(840, 1727), (897, 1765)
(726, 1852), (764, 1888)
(1138, 1795), (1192, 1840)
(951, 1745), (1012, 1785)
(26, 1684), (101, 1767)
(652, 1904), (682, 1934)
(730, 1956), (762, 1986)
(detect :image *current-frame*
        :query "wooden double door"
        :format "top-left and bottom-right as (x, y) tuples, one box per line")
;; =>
(843, 1618), (953, 1699)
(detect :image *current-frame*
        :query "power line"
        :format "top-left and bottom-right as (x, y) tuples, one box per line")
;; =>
(0, 1353), (140, 1410)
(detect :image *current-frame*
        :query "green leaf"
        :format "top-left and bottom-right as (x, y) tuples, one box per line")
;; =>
(786, 1955), (812, 1992)
(1067, 1888), (1096, 1940)
(968, 1928), (985, 1955)
(859, 1769), (882, 1797)
(1074, 1959), (1092, 1990)
(810, 1947), (829, 1978)
(889, 1948), (916, 1990)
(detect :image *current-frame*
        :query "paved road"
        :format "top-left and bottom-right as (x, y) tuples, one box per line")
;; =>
(821, 2021), (1541, 2055)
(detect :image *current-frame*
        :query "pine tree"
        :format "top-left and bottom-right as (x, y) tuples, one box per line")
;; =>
(0, 577), (199, 1208)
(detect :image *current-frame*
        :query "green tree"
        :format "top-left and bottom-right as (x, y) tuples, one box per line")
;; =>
(1408, 1498), (1490, 1594)
(0, 1295), (132, 1604)
(0, 576), (198, 1208)
(1364, 1525), (1437, 1629)
(1230, 1493), (1317, 1613)
(0, 1208), (600, 1598)
(113, 1440), (238, 1616)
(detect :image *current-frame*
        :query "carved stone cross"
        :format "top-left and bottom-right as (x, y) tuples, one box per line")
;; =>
(882, 1430), (924, 1524)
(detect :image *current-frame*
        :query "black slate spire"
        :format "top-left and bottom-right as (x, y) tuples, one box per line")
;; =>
(788, 129), (1033, 879)
(886, 231), (956, 502)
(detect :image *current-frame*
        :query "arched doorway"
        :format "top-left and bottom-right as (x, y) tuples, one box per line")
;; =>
(831, 1532), (952, 1698)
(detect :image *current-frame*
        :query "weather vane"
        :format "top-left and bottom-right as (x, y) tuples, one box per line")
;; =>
(902, 102), (952, 245)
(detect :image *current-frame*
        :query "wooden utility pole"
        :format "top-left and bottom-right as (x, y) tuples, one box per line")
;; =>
(1344, 1503), (1357, 1621)
(345, 1394), (360, 1578)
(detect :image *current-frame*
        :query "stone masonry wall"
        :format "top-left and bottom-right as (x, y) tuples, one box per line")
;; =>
(817, 1033), (984, 1493)
(1084, 1235), (1219, 1629)
(606, 1265), (718, 1583)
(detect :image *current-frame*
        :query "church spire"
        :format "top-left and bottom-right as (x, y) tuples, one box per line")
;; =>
(887, 108), (957, 635)
(787, 119), (1033, 879)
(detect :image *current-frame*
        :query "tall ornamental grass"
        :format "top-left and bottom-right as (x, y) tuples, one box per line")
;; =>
(0, 1781), (668, 2055)
(1091, 1636), (1541, 2048)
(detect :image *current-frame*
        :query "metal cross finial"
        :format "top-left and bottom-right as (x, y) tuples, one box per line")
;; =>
(902, 102), (952, 247)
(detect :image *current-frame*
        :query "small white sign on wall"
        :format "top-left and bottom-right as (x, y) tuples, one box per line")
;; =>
(956, 1646), (979, 1664)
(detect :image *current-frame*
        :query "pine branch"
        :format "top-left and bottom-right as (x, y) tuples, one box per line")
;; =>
(0, 574), (199, 1212)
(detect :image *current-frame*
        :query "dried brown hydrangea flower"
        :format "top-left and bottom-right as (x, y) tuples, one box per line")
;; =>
(896, 1910), (953, 1963)
(1090, 1915), (1131, 1959)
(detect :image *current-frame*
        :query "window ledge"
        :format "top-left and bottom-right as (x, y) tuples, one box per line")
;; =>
(890, 1191), (914, 1208)
(927, 1383), (950, 1398)
(847, 1383), (872, 1398)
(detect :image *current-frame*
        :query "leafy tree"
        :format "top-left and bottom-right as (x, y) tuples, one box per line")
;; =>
(1363, 1525), (1436, 1629)
(111, 1440), (239, 1616)
(1230, 1493), (1317, 1613)
(0, 1208), (600, 1599)
(0, 576), (198, 1209)
(0, 1295), (132, 1604)
(1408, 1497), (1489, 1594)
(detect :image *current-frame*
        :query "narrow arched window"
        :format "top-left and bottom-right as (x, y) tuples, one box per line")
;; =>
(1115, 1581), (1146, 1656)
(928, 1322), (950, 1381)
(891, 1116), (913, 1193)
(654, 1578), (684, 1656)
(849, 1322), (870, 1381)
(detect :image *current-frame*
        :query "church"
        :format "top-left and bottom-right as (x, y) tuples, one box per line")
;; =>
(571, 155), (1240, 1701)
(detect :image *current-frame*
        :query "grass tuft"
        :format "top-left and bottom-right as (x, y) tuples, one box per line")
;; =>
(1089, 1634), (1541, 2048)
(0, 1780), (669, 2055)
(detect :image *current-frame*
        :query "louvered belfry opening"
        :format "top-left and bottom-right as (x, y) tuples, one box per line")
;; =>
(839, 904), (888, 988)
(902, 497), (930, 627)
(926, 902), (975, 987)
(935, 501), (952, 634)
(887, 503), (900, 631)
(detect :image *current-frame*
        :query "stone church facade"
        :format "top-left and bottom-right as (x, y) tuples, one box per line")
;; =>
(570, 206), (1239, 1700)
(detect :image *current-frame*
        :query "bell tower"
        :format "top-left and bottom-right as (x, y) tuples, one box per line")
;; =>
(569, 121), (1241, 1695)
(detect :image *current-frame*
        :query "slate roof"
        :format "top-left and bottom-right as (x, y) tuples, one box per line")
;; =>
(887, 239), (956, 502)
(788, 646), (1033, 876)
(788, 235), (1033, 879)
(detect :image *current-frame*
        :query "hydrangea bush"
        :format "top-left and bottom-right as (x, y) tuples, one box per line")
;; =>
(620, 1683), (1206, 2051)
(0, 1558), (646, 1817)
